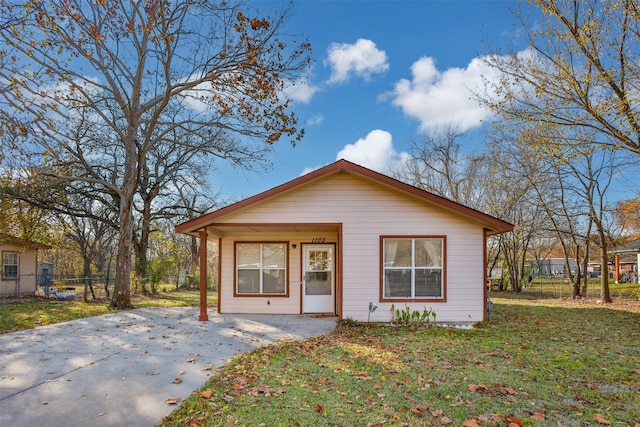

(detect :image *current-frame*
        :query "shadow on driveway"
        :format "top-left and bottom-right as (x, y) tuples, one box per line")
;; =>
(0, 307), (336, 427)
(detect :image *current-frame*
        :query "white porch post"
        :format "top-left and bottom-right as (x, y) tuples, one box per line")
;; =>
(198, 229), (209, 321)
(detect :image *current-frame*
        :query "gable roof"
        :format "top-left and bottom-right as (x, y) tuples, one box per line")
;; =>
(176, 159), (514, 235)
(0, 234), (52, 250)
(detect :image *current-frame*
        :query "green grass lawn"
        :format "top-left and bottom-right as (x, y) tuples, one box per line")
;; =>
(2, 284), (639, 426)
(159, 298), (640, 427)
(0, 289), (218, 334)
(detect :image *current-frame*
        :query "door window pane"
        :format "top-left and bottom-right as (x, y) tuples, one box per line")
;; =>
(305, 271), (331, 295)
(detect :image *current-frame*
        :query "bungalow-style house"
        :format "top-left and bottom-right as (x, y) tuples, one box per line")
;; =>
(0, 234), (51, 296)
(175, 160), (513, 323)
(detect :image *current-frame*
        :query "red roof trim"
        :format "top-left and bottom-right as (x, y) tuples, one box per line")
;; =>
(175, 159), (514, 235)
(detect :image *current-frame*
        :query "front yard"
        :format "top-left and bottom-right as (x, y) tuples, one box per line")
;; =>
(160, 297), (640, 427)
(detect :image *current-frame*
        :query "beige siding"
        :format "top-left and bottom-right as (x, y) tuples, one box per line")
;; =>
(1, 243), (39, 296)
(217, 174), (487, 322)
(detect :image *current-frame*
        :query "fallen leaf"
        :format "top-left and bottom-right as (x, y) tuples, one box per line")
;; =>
(172, 377), (183, 384)
(431, 409), (444, 416)
(530, 413), (545, 421)
(502, 387), (517, 395)
(593, 414), (611, 425)
(440, 416), (452, 424)
(200, 389), (213, 399)
(468, 384), (487, 392)
(165, 396), (181, 405)
(201, 365), (214, 371)
(462, 419), (482, 427)
(411, 407), (424, 417)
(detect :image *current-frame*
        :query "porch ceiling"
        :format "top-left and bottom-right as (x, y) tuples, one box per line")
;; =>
(198, 223), (341, 239)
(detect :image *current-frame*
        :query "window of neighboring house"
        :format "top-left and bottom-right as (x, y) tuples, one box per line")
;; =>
(382, 236), (445, 300)
(2, 252), (18, 280)
(236, 242), (287, 296)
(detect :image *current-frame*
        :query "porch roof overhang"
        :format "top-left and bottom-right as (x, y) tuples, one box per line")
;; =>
(183, 223), (341, 239)
(611, 239), (640, 254)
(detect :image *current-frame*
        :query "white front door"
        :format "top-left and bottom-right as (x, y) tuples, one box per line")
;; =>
(302, 244), (335, 313)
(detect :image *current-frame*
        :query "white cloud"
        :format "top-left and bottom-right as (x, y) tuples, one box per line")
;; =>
(326, 39), (389, 84)
(283, 77), (319, 104)
(389, 55), (501, 133)
(299, 129), (409, 177)
(336, 129), (409, 174)
(306, 114), (324, 126)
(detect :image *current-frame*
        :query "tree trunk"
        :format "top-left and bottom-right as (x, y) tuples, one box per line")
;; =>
(111, 136), (138, 309)
(572, 252), (581, 299)
(135, 196), (153, 279)
(597, 229), (613, 303)
(82, 257), (94, 302)
(111, 196), (134, 308)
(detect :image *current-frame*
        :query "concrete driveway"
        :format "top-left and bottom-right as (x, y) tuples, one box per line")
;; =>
(0, 307), (336, 427)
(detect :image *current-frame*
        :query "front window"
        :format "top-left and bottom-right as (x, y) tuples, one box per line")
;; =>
(3, 252), (18, 279)
(236, 243), (287, 295)
(383, 237), (444, 300)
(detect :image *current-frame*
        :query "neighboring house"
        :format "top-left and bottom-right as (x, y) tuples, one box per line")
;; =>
(0, 234), (52, 296)
(529, 258), (577, 277)
(175, 160), (513, 323)
(611, 239), (640, 283)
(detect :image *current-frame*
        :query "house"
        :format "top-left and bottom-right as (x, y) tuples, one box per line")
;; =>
(175, 160), (513, 323)
(1, 234), (52, 296)
(611, 239), (640, 283)
(529, 258), (577, 277)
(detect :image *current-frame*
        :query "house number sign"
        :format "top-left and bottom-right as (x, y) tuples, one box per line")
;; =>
(311, 237), (326, 243)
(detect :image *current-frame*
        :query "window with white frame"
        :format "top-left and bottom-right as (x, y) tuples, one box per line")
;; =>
(3, 252), (18, 279)
(383, 237), (444, 299)
(236, 243), (287, 295)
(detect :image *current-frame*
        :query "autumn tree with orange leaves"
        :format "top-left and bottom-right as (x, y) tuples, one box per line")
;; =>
(614, 196), (640, 238)
(0, 0), (311, 308)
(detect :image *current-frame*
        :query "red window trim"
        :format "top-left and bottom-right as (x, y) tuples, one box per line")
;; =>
(1, 251), (19, 281)
(233, 241), (290, 298)
(379, 235), (447, 303)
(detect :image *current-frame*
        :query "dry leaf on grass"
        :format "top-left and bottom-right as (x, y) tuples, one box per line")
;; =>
(593, 414), (611, 425)
(530, 413), (545, 421)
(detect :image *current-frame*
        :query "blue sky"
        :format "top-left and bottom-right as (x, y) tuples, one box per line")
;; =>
(217, 0), (525, 200)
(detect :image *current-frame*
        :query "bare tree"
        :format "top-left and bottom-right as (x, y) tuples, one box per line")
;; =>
(0, 1), (311, 308)
(393, 125), (493, 210)
(480, 0), (640, 157)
